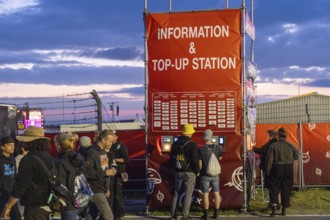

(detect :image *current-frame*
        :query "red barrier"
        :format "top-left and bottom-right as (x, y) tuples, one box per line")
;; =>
(301, 123), (330, 186)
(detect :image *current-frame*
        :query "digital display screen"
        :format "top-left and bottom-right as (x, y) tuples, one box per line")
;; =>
(24, 111), (43, 128)
(163, 137), (172, 143)
(219, 137), (224, 144)
(211, 137), (217, 143)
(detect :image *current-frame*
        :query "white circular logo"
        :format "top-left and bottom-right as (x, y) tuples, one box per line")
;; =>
(146, 168), (162, 194)
(308, 123), (316, 131)
(224, 166), (243, 192)
(302, 151), (310, 164)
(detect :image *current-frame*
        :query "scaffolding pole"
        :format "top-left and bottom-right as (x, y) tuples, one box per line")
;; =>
(241, 0), (248, 214)
(143, 0), (150, 214)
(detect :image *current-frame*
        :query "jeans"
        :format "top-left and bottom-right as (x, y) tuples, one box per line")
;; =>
(111, 176), (125, 218)
(170, 172), (196, 218)
(86, 193), (113, 220)
(201, 175), (220, 193)
(269, 163), (294, 208)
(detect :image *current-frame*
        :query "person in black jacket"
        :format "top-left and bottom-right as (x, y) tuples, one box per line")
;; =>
(110, 133), (129, 220)
(54, 132), (86, 220)
(266, 127), (298, 217)
(169, 124), (198, 220)
(3, 126), (53, 220)
(252, 129), (277, 190)
(252, 129), (278, 212)
(0, 136), (22, 220)
(85, 130), (117, 220)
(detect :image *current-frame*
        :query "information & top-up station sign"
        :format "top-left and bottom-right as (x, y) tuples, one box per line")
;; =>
(146, 9), (242, 133)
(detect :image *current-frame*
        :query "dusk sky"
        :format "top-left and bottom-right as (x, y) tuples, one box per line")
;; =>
(0, 0), (330, 120)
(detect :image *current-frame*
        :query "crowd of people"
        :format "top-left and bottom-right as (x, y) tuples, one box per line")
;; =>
(0, 123), (298, 220)
(0, 126), (129, 220)
(168, 124), (298, 220)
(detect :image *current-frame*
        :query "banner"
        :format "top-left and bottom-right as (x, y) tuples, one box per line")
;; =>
(245, 79), (255, 107)
(146, 9), (242, 133)
(146, 9), (243, 210)
(245, 12), (255, 41)
(246, 60), (257, 81)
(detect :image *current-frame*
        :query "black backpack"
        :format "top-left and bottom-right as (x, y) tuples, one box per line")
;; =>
(33, 155), (70, 213)
(173, 141), (191, 171)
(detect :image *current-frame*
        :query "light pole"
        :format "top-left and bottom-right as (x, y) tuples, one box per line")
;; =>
(109, 102), (119, 122)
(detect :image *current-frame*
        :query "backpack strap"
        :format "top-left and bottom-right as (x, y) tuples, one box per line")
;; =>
(176, 140), (192, 168)
(176, 140), (191, 155)
(32, 155), (55, 182)
(205, 144), (215, 154)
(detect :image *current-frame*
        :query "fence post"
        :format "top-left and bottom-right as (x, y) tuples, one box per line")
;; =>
(91, 90), (103, 131)
(298, 122), (303, 187)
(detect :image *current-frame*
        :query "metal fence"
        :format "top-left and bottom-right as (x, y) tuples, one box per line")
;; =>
(256, 102), (330, 123)
(0, 90), (109, 132)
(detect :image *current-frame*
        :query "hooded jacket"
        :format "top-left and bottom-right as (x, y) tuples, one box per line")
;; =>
(85, 143), (109, 193)
(57, 150), (86, 210)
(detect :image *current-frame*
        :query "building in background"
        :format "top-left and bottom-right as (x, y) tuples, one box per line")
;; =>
(0, 104), (17, 138)
(256, 92), (330, 123)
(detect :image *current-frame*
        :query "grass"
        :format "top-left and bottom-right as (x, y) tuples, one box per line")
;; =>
(141, 188), (330, 217)
(249, 187), (330, 215)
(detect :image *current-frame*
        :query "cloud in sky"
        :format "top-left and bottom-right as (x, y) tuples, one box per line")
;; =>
(0, 0), (39, 16)
(1, 0), (330, 120)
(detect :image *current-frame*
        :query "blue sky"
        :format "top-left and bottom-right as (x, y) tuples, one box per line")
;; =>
(0, 0), (330, 120)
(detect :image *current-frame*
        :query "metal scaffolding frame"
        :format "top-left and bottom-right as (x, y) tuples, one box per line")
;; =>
(143, 0), (254, 214)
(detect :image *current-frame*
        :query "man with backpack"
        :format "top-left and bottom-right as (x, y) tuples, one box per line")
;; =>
(199, 129), (222, 219)
(169, 124), (198, 220)
(54, 132), (89, 220)
(3, 126), (54, 220)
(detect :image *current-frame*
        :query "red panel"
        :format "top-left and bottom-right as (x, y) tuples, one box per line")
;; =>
(146, 9), (243, 209)
(302, 123), (330, 186)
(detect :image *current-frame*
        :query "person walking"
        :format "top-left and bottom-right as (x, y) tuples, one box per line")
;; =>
(0, 136), (22, 220)
(252, 129), (277, 211)
(169, 124), (199, 220)
(199, 129), (222, 219)
(85, 129), (117, 220)
(54, 132), (86, 220)
(3, 126), (54, 220)
(266, 127), (298, 217)
(110, 133), (129, 220)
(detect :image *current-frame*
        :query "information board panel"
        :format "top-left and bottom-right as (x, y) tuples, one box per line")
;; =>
(152, 91), (237, 132)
